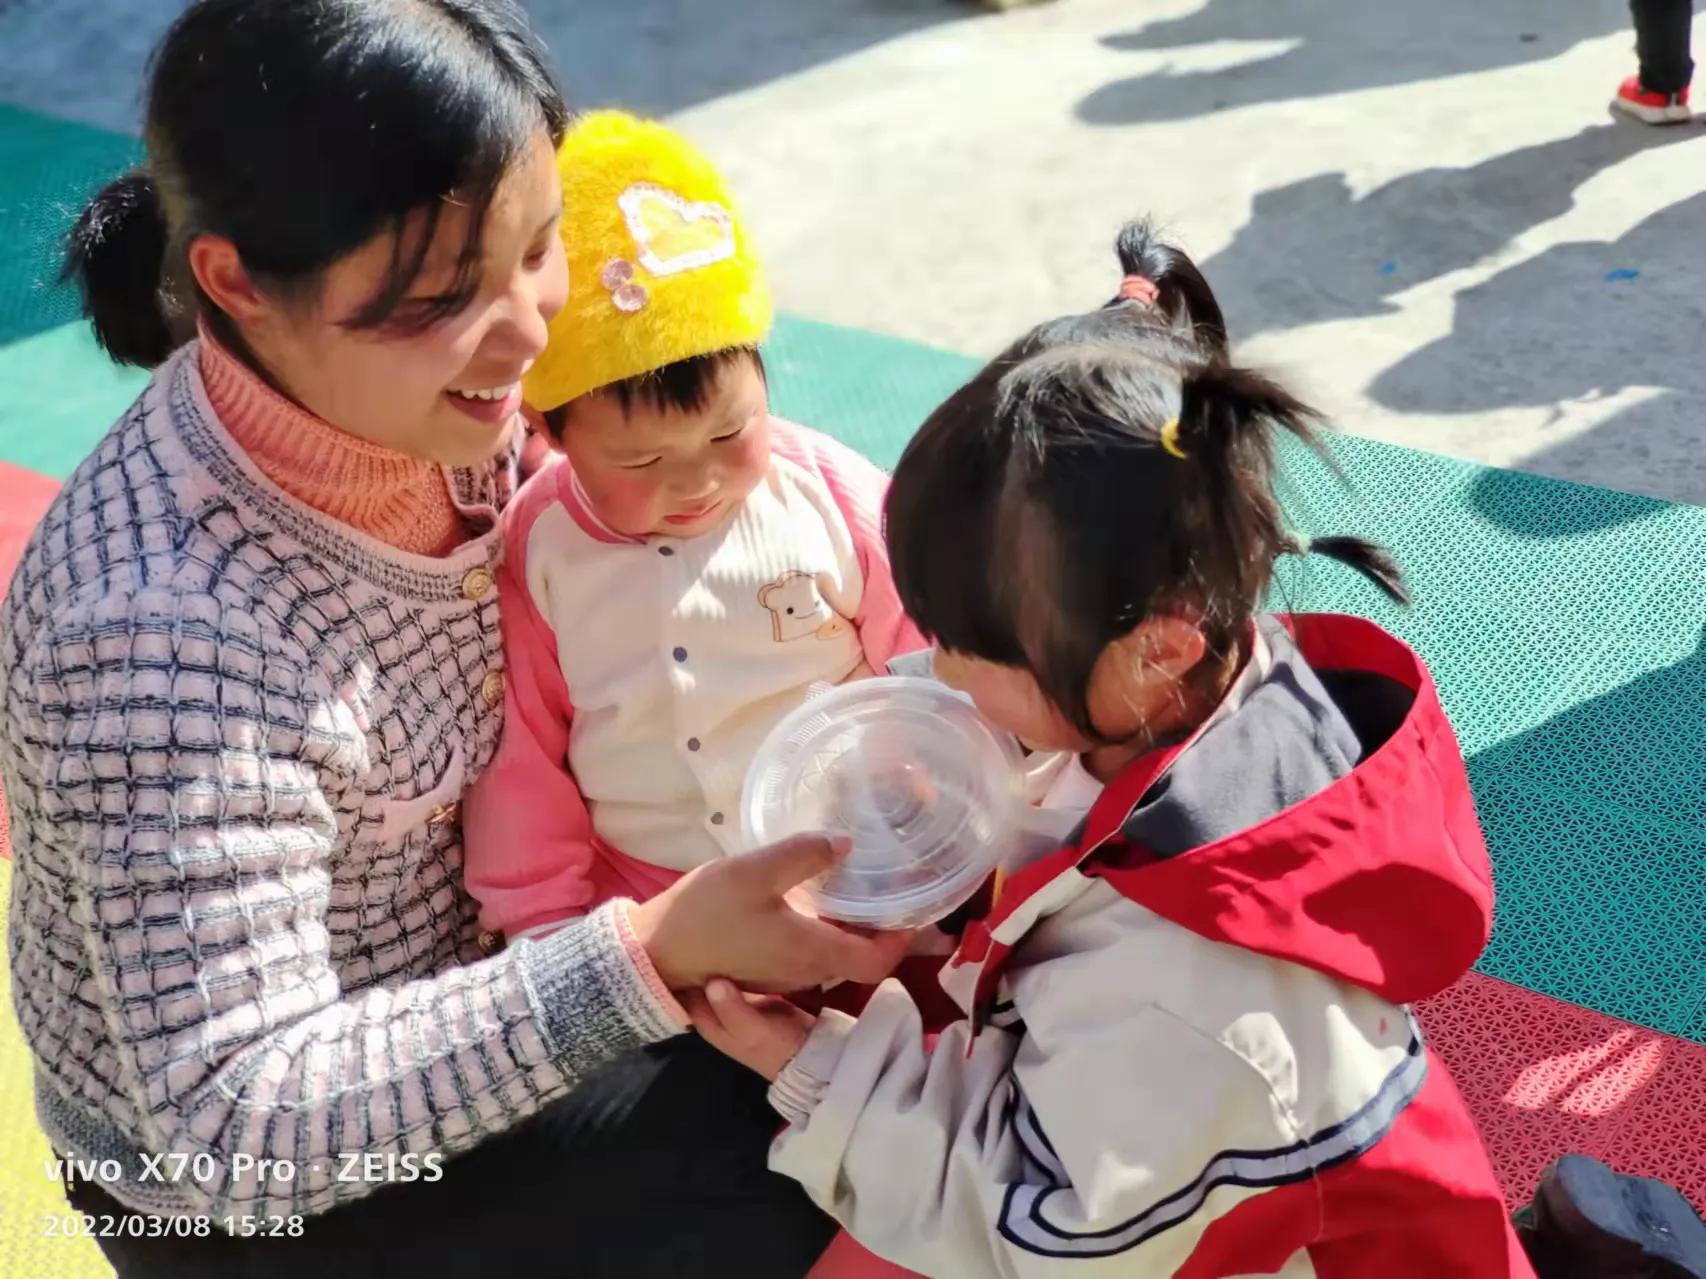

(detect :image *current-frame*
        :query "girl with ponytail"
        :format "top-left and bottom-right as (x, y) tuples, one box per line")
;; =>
(690, 221), (1541, 1277)
(3, 3), (900, 1275)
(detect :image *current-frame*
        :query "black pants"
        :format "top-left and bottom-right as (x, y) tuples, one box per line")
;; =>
(1631, 0), (1696, 94)
(62, 1037), (836, 1279)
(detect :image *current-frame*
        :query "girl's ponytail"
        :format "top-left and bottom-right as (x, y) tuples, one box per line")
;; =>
(910, 213), (1411, 734)
(1180, 362), (1411, 608)
(1111, 218), (1229, 354)
(1181, 360), (1317, 452)
(1304, 536), (1410, 604)
(62, 171), (176, 368)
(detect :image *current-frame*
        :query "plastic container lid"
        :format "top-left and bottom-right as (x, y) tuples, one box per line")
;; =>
(742, 677), (1024, 929)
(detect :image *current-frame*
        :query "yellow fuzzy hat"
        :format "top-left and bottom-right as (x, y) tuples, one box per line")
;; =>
(523, 111), (772, 412)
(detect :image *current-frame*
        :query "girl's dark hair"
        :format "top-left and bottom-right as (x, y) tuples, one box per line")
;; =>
(63, 0), (569, 368)
(886, 219), (1406, 743)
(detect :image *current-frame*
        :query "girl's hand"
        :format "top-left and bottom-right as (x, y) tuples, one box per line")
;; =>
(685, 979), (816, 1081)
(629, 833), (915, 994)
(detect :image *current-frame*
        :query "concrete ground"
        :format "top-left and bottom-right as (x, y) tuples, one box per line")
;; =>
(2, 0), (1702, 501)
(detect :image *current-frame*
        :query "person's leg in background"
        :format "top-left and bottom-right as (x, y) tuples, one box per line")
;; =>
(1615, 0), (1696, 121)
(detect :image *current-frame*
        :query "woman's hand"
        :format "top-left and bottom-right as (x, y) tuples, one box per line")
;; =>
(629, 832), (914, 994)
(685, 980), (816, 1081)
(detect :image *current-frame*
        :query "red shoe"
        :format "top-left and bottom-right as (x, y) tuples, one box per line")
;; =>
(1612, 75), (1693, 124)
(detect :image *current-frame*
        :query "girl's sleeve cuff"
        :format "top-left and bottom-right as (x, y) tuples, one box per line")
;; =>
(768, 1008), (857, 1127)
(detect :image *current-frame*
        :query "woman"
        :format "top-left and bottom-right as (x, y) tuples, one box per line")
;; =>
(0, 2), (906, 1275)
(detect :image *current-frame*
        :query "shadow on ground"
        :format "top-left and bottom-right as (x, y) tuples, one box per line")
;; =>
(1202, 120), (1696, 342)
(1467, 392), (1704, 526)
(1466, 621), (1706, 1037)
(531, 0), (968, 115)
(0, 0), (968, 129)
(1369, 192), (1706, 506)
(1079, 0), (1631, 125)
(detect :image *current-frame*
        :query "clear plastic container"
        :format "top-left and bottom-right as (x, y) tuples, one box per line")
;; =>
(742, 677), (1024, 929)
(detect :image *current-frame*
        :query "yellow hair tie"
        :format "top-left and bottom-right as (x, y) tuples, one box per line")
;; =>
(1159, 417), (1189, 460)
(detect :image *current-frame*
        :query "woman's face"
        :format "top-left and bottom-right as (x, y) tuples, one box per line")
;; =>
(241, 129), (568, 469)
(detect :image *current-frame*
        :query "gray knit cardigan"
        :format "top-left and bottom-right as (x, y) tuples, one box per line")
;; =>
(0, 345), (681, 1220)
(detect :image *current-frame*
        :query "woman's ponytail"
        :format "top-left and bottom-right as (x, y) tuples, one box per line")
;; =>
(62, 171), (177, 369)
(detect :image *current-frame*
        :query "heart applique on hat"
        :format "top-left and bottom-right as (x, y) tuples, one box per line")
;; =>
(523, 110), (773, 411)
(618, 182), (737, 278)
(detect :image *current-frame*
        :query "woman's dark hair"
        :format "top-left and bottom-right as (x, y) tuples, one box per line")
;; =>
(886, 219), (1406, 743)
(539, 347), (767, 438)
(63, 0), (569, 368)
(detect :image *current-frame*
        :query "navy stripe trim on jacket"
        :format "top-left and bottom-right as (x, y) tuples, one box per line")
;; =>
(998, 1025), (1428, 1259)
(1010, 1091), (1069, 1187)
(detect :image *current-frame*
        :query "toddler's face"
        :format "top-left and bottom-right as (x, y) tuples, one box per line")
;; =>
(932, 617), (1212, 757)
(561, 355), (771, 538)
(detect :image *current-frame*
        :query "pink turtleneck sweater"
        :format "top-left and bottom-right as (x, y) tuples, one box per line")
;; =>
(191, 325), (689, 1028)
(197, 325), (468, 556)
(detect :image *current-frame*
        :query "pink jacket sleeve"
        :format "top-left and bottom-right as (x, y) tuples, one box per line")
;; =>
(461, 471), (605, 939)
(771, 420), (928, 671)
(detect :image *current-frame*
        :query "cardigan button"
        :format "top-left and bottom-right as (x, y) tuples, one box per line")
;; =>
(477, 929), (504, 956)
(480, 671), (505, 708)
(460, 569), (494, 603)
(461, 567), (495, 602)
(710, 812), (725, 826)
(672, 647), (688, 663)
(657, 545), (675, 557)
(427, 801), (460, 828)
(687, 737), (701, 752)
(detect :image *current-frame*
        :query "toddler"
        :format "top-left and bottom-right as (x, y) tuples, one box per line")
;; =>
(691, 221), (1536, 1277)
(464, 112), (923, 943)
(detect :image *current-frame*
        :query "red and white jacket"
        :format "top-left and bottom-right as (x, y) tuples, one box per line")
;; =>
(768, 614), (1535, 1278)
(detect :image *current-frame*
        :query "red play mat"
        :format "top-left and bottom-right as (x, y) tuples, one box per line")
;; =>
(1418, 971), (1706, 1212)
